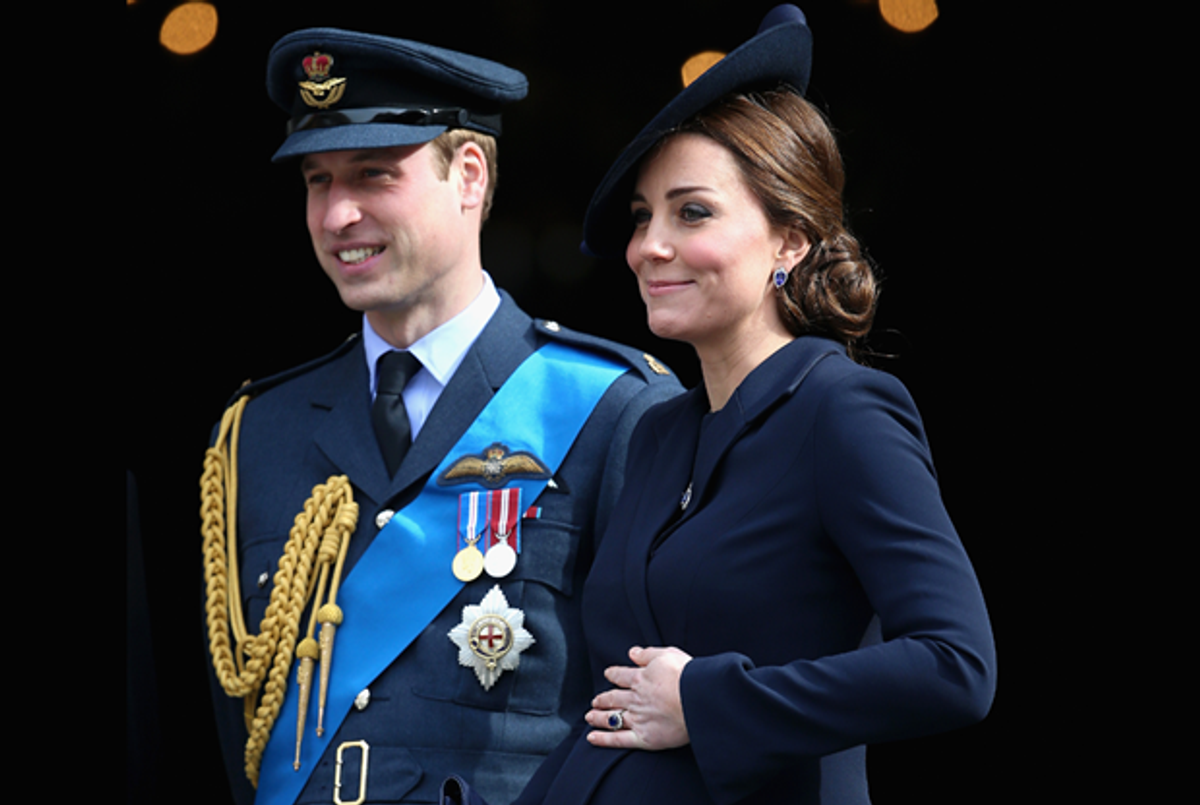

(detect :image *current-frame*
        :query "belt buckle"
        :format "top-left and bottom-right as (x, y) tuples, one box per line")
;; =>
(333, 740), (369, 805)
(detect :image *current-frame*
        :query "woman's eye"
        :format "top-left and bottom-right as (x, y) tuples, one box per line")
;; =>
(680, 203), (711, 222)
(631, 208), (651, 227)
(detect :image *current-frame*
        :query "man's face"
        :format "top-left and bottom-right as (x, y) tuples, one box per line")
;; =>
(301, 143), (480, 336)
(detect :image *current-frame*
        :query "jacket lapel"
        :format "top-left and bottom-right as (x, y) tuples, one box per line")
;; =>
(622, 389), (707, 646)
(622, 338), (844, 642)
(310, 339), (393, 508)
(683, 337), (842, 523)
(386, 294), (536, 502)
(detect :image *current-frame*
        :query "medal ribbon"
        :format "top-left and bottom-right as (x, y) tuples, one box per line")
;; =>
(255, 342), (628, 805)
(488, 488), (520, 552)
(459, 491), (483, 550)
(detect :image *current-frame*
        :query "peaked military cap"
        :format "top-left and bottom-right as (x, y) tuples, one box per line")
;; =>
(581, 4), (814, 259)
(266, 28), (529, 161)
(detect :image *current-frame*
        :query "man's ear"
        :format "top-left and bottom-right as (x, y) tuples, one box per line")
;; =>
(456, 140), (488, 212)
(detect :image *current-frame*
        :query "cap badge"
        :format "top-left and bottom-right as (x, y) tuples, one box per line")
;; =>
(448, 585), (535, 690)
(299, 51), (347, 109)
(438, 443), (551, 489)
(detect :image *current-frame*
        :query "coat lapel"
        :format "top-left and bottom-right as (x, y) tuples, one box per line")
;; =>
(622, 389), (707, 646)
(684, 337), (842, 523)
(623, 338), (843, 643)
(386, 294), (536, 502)
(309, 338), (393, 508)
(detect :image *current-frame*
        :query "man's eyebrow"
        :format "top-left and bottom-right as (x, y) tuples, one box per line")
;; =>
(300, 150), (390, 173)
(346, 150), (387, 163)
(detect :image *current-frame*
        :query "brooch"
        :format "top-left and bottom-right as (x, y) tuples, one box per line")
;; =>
(448, 586), (535, 690)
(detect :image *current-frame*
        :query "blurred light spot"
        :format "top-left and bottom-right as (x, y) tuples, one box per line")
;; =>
(681, 51), (725, 87)
(880, 0), (938, 32)
(160, 2), (218, 55)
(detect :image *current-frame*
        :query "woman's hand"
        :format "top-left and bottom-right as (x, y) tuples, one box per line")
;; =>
(585, 646), (693, 751)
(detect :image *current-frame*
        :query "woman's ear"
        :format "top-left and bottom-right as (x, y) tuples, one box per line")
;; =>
(778, 228), (811, 270)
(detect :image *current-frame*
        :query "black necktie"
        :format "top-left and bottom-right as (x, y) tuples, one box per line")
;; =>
(372, 350), (422, 476)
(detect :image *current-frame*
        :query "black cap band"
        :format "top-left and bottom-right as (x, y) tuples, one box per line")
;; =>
(286, 106), (503, 136)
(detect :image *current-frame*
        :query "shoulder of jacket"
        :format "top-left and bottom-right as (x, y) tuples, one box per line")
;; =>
(222, 333), (360, 407)
(530, 317), (679, 386)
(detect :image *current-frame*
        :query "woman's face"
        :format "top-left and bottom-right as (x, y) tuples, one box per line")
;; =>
(626, 133), (804, 353)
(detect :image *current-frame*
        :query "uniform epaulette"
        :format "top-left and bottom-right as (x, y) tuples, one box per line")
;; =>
(223, 333), (361, 408)
(531, 318), (675, 383)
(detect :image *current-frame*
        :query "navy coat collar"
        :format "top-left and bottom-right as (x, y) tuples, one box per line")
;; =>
(690, 336), (843, 511)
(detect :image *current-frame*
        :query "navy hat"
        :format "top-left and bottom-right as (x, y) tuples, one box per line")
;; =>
(266, 28), (528, 161)
(582, 5), (813, 259)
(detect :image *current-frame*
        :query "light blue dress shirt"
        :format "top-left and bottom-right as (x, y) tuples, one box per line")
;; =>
(361, 272), (502, 440)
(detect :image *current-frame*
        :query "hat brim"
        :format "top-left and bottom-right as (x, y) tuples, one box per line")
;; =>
(271, 121), (450, 162)
(581, 9), (813, 259)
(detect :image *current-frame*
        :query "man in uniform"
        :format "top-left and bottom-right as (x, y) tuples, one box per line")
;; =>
(200, 28), (680, 805)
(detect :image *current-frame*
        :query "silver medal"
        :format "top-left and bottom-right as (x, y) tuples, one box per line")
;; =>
(484, 535), (517, 578)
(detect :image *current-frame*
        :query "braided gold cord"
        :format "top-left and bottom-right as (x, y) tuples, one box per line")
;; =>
(201, 394), (358, 788)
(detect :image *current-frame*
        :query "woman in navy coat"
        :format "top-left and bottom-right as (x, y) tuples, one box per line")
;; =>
(448, 7), (994, 804)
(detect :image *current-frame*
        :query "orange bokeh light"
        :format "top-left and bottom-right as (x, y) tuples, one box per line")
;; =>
(880, 0), (938, 33)
(160, 2), (219, 55)
(681, 51), (726, 87)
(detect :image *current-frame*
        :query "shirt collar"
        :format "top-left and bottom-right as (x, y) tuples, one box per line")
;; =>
(363, 272), (502, 396)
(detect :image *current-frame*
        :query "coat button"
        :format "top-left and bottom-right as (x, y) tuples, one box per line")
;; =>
(354, 689), (371, 711)
(375, 510), (394, 529)
(257, 572), (270, 589)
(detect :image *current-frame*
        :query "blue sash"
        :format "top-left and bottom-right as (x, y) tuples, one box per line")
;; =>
(256, 342), (627, 805)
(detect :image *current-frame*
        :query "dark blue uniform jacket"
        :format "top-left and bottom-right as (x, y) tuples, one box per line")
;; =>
(206, 293), (681, 805)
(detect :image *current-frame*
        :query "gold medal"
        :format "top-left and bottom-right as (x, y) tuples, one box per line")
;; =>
(454, 491), (487, 581)
(453, 539), (485, 582)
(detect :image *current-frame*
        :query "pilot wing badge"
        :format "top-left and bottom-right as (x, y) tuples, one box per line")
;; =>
(448, 585), (535, 690)
(438, 443), (551, 489)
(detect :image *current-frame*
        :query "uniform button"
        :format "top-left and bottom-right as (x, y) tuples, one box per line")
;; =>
(375, 510), (394, 529)
(354, 689), (371, 711)
(544, 321), (560, 332)
(257, 572), (270, 588)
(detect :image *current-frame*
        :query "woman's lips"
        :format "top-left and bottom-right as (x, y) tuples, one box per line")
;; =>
(645, 279), (693, 297)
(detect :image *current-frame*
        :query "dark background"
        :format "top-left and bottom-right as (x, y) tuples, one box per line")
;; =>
(127, 1), (1089, 802)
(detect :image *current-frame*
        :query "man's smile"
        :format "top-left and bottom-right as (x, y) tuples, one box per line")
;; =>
(338, 246), (384, 264)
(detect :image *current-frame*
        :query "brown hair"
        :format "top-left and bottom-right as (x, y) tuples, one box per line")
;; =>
(676, 88), (878, 358)
(428, 128), (499, 223)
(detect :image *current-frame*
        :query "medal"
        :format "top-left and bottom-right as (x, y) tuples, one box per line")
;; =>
(484, 540), (516, 578)
(453, 492), (486, 582)
(484, 488), (520, 578)
(447, 585), (535, 690)
(452, 539), (484, 582)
